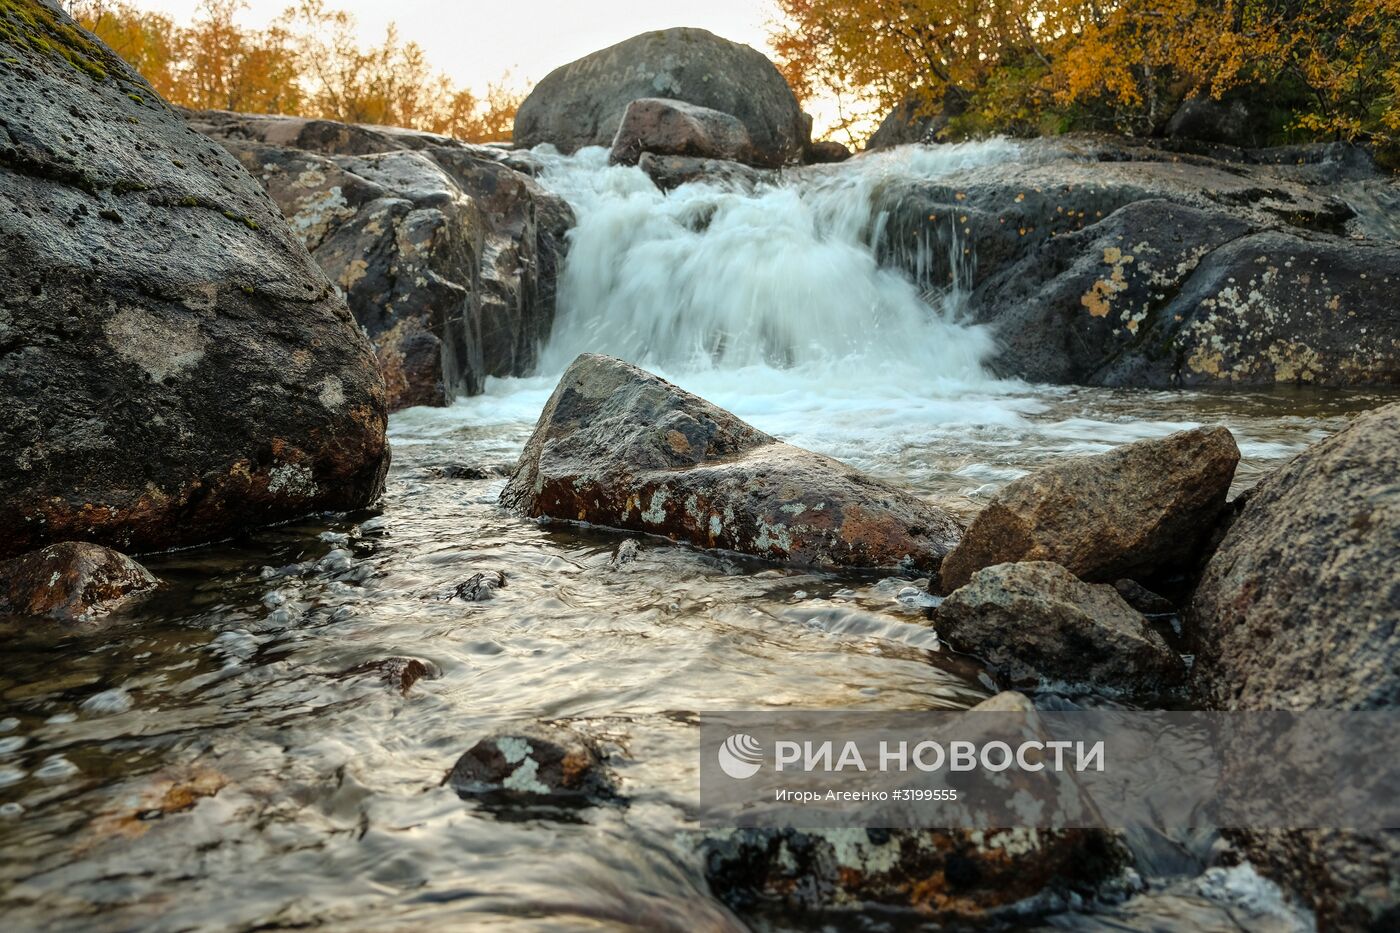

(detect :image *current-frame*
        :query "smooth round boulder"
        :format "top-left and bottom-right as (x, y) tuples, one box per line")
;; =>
(512, 28), (807, 167)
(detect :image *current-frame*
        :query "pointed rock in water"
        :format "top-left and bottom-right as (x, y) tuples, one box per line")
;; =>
(448, 724), (615, 801)
(501, 354), (964, 573)
(345, 657), (440, 694)
(0, 542), (158, 622)
(610, 539), (640, 569)
(453, 571), (505, 602)
(0, 3), (389, 559)
(937, 562), (1184, 694)
(939, 426), (1240, 592)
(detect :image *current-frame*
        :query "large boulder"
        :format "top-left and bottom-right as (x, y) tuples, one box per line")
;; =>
(190, 111), (574, 411)
(1190, 403), (1400, 929)
(501, 354), (964, 573)
(1191, 404), (1399, 711)
(512, 28), (807, 167)
(609, 97), (756, 166)
(876, 136), (1400, 387)
(0, 542), (157, 622)
(939, 427), (1240, 593)
(937, 562), (1184, 693)
(0, 2), (389, 559)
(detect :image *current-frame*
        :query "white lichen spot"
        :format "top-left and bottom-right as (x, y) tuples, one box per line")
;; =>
(496, 736), (532, 764)
(641, 489), (668, 524)
(267, 464), (319, 498)
(104, 306), (207, 382)
(317, 376), (345, 409)
(817, 828), (903, 874)
(709, 514), (723, 538)
(502, 758), (552, 795)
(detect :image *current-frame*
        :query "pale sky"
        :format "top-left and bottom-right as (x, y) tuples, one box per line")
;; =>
(129, 1), (779, 92)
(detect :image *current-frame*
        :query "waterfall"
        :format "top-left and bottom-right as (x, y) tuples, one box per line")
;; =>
(532, 141), (1020, 388)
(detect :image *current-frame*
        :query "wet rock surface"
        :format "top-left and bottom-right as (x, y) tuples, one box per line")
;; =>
(609, 98), (757, 167)
(190, 110), (574, 410)
(501, 354), (965, 573)
(345, 657), (440, 694)
(701, 826), (1127, 919)
(636, 151), (772, 192)
(804, 139), (852, 164)
(512, 27), (807, 166)
(447, 724), (614, 800)
(0, 5), (390, 558)
(1190, 403), (1400, 929)
(939, 427), (1240, 592)
(936, 562), (1184, 693)
(877, 136), (1400, 387)
(0, 542), (158, 622)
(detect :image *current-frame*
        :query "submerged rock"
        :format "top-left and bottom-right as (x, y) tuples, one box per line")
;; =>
(453, 571), (506, 602)
(448, 724), (614, 800)
(701, 826), (1126, 919)
(939, 427), (1240, 592)
(0, 6), (389, 558)
(0, 542), (157, 622)
(501, 354), (964, 573)
(1190, 403), (1400, 928)
(610, 98), (757, 167)
(346, 657), (440, 694)
(191, 110), (573, 411)
(512, 27), (807, 166)
(937, 562), (1184, 693)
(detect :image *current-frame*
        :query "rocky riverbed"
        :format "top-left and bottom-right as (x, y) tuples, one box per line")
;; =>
(3, 5), (1398, 932)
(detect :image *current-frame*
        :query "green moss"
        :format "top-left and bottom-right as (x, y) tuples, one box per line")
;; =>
(0, 0), (110, 81)
(126, 93), (143, 105)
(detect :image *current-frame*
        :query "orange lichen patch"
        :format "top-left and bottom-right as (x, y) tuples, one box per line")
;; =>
(664, 429), (692, 455)
(79, 768), (227, 850)
(559, 750), (593, 789)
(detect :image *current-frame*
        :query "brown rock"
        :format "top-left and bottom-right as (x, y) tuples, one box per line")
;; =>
(0, 542), (158, 622)
(939, 426), (1240, 592)
(346, 657), (440, 694)
(805, 139), (852, 164)
(937, 562), (1184, 693)
(447, 724), (614, 800)
(501, 354), (963, 572)
(610, 98), (756, 166)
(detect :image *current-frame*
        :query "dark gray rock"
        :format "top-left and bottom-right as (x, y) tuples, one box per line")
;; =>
(1190, 403), (1400, 929)
(0, 3), (389, 559)
(876, 136), (1400, 387)
(1164, 95), (1260, 149)
(609, 97), (756, 166)
(804, 139), (852, 164)
(448, 724), (614, 800)
(0, 542), (157, 622)
(501, 354), (964, 572)
(939, 427), (1240, 592)
(195, 114), (574, 410)
(701, 826), (1126, 918)
(512, 28), (807, 167)
(937, 562), (1184, 693)
(866, 87), (967, 150)
(637, 151), (772, 193)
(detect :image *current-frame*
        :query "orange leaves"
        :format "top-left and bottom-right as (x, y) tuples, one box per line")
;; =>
(71, 0), (522, 143)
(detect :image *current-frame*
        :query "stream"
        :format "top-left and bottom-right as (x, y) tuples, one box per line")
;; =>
(2, 141), (1393, 931)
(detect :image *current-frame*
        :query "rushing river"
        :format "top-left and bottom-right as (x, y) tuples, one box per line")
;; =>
(2, 141), (1392, 931)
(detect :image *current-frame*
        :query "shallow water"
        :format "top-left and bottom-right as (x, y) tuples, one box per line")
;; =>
(2, 143), (1390, 931)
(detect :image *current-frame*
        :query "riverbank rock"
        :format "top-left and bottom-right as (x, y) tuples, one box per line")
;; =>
(877, 136), (1400, 387)
(609, 98), (755, 166)
(189, 110), (574, 410)
(1190, 403), (1400, 928)
(513, 28), (807, 167)
(937, 562), (1183, 693)
(0, 542), (158, 622)
(1191, 404), (1399, 711)
(805, 140), (852, 164)
(447, 724), (615, 800)
(501, 354), (964, 573)
(701, 826), (1126, 919)
(939, 427), (1240, 592)
(0, 3), (389, 559)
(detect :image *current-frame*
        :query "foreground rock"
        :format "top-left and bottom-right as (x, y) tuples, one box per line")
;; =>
(702, 826), (1125, 919)
(513, 28), (807, 167)
(1192, 404), (1399, 710)
(0, 4), (389, 559)
(937, 562), (1183, 693)
(1190, 403), (1400, 928)
(609, 98), (756, 166)
(190, 110), (574, 410)
(0, 543), (158, 622)
(448, 724), (615, 801)
(637, 152), (772, 193)
(939, 427), (1240, 592)
(502, 355), (964, 573)
(876, 136), (1400, 387)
